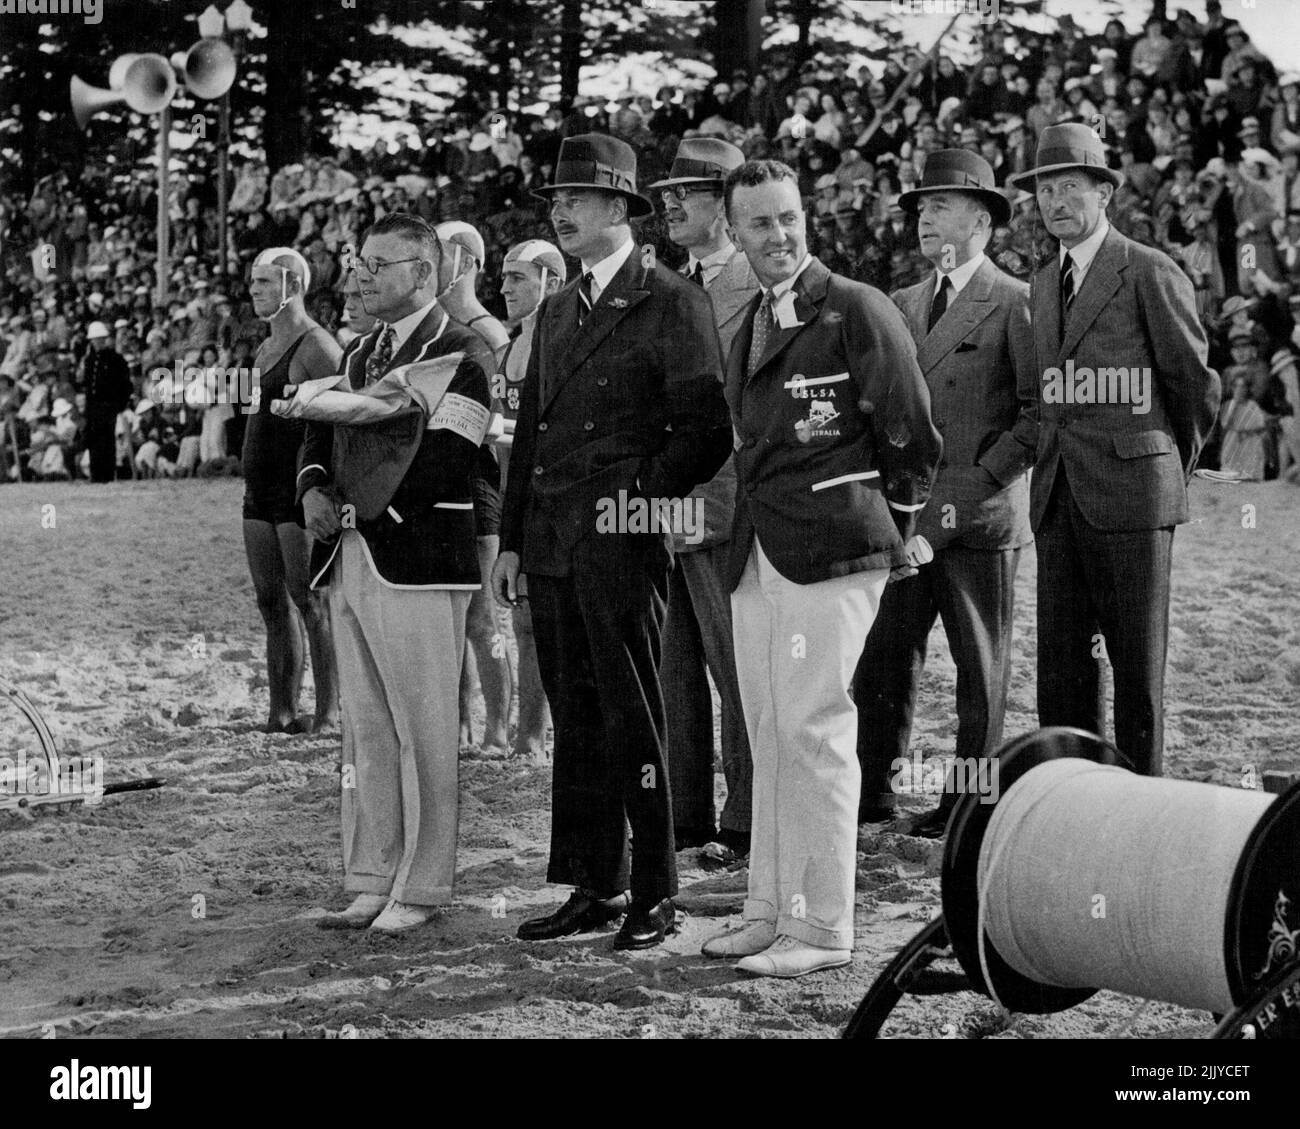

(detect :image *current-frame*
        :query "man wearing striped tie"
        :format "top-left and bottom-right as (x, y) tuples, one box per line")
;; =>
(700, 160), (941, 977)
(296, 214), (493, 933)
(1007, 123), (1219, 778)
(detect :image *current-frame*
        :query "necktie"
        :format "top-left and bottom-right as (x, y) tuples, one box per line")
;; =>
(689, 261), (705, 287)
(577, 271), (594, 326)
(365, 325), (396, 386)
(1059, 252), (1075, 343)
(928, 274), (951, 333)
(747, 290), (774, 377)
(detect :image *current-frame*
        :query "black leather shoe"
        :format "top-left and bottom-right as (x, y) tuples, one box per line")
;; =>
(612, 898), (678, 950)
(858, 802), (897, 824)
(517, 890), (629, 941)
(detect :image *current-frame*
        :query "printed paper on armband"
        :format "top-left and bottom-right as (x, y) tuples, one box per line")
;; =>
(428, 393), (491, 443)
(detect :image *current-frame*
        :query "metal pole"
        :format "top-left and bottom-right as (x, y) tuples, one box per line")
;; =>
(856, 9), (962, 150)
(218, 92), (230, 286)
(156, 104), (171, 307)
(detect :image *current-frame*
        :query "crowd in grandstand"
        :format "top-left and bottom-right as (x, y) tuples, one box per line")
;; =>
(2, 3), (1298, 483)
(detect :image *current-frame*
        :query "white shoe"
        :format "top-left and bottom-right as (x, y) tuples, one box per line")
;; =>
(701, 920), (777, 958)
(317, 893), (390, 929)
(736, 934), (851, 978)
(369, 899), (437, 933)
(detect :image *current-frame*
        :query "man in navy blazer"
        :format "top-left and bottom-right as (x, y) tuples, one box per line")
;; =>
(1007, 124), (1219, 777)
(700, 159), (942, 978)
(855, 150), (1037, 838)
(296, 214), (493, 934)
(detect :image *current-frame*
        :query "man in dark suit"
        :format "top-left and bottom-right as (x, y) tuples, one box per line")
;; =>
(291, 213), (493, 933)
(82, 320), (132, 482)
(491, 135), (732, 950)
(700, 159), (942, 977)
(856, 151), (1037, 838)
(1007, 124), (1220, 776)
(649, 137), (760, 869)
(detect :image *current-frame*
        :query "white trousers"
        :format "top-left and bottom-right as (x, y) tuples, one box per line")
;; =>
(329, 531), (469, 905)
(731, 536), (888, 948)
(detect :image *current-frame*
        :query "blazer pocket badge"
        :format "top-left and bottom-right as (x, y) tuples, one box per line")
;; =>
(772, 290), (804, 329)
(794, 398), (841, 443)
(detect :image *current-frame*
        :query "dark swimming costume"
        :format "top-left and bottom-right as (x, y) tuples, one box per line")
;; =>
(241, 331), (310, 526)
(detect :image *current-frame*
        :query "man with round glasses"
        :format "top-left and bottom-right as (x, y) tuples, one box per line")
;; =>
(649, 137), (759, 871)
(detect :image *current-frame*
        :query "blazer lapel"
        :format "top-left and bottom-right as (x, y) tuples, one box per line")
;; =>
(347, 325), (383, 389)
(901, 282), (928, 345)
(707, 248), (757, 329)
(1036, 257), (1061, 368)
(1058, 228), (1126, 363)
(388, 305), (446, 370)
(539, 284), (579, 407)
(750, 258), (830, 381)
(917, 261), (997, 373)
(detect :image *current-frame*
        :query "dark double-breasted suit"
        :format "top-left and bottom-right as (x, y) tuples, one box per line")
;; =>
(855, 256), (1038, 816)
(501, 244), (732, 902)
(1029, 224), (1220, 776)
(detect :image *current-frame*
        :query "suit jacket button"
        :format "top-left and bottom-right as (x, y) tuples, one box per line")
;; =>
(534, 465), (544, 475)
(583, 421), (594, 430)
(934, 418), (945, 429)
(946, 378), (956, 387)
(537, 422), (548, 431)
(597, 377), (609, 386)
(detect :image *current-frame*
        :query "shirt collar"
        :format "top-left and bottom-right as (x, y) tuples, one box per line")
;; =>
(768, 252), (814, 301)
(582, 236), (635, 296)
(688, 240), (736, 279)
(1059, 217), (1110, 279)
(384, 297), (444, 355)
(935, 251), (986, 299)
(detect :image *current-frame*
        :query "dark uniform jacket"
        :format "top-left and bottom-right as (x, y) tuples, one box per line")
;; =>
(724, 256), (942, 587)
(297, 307), (492, 589)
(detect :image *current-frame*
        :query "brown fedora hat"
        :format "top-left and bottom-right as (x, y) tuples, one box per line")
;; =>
(897, 149), (1011, 226)
(1007, 122), (1123, 190)
(649, 136), (745, 190)
(531, 132), (653, 217)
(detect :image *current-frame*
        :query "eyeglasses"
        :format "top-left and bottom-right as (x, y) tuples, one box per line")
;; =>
(659, 185), (721, 204)
(351, 256), (425, 275)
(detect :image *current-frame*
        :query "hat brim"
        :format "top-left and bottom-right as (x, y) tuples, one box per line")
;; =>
(1006, 161), (1124, 191)
(530, 183), (654, 217)
(897, 183), (1011, 226)
(646, 175), (725, 191)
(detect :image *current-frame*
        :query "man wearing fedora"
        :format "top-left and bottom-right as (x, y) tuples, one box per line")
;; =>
(649, 137), (759, 869)
(700, 159), (941, 977)
(855, 150), (1037, 838)
(1008, 123), (1219, 778)
(492, 134), (731, 950)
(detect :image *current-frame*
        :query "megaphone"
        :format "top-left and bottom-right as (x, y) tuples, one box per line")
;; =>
(70, 53), (177, 129)
(180, 37), (237, 101)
